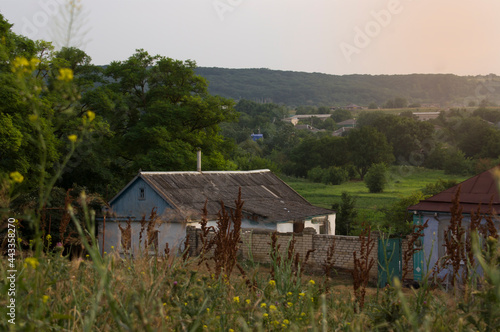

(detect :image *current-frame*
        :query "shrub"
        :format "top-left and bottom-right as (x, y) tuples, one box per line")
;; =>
(443, 149), (472, 175)
(331, 191), (357, 235)
(307, 166), (348, 185)
(364, 163), (388, 193)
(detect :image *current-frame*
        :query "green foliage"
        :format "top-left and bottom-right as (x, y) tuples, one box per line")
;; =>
(347, 127), (394, 179)
(195, 67), (496, 106)
(443, 149), (473, 176)
(364, 163), (388, 193)
(380, 191), (426, 235)
(331, 191), (357, 235)
(421, 178), (458, 196)
(331, 109), (352, 122)
(307, 166), (349, 185)
(383, 97), (408, 109)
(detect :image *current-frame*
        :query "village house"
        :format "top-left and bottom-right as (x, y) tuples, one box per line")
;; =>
(408, 167), (500, 281)
(98, 169), (335, 256)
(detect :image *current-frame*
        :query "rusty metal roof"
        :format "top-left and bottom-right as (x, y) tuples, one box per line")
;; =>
(117, 170), (333, 222)
(408, 167), (500, 214)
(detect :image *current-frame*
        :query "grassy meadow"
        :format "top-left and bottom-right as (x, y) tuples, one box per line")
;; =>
(282, 166), (468, 221)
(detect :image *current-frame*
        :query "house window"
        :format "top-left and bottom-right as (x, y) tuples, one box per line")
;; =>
(139, 187), (145, 200)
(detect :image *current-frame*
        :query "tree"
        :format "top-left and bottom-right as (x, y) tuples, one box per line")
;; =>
(380, 191), (426, 235)
(331, 109), (352, 122)
(332, 192), (357, 235)
(97, 49), (238, 174)
(364, 163), (388, 193)
(347, 127), (394, 179)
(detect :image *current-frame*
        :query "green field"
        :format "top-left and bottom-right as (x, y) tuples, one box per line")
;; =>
(281, 166), (468, 219)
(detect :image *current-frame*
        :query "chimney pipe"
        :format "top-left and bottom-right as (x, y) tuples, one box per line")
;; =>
(196, 148), (201, 172)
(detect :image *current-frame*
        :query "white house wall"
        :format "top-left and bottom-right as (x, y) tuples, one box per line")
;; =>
(98, 221), (195, 256)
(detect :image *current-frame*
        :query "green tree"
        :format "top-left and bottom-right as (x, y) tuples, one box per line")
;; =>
(364, 163), (388, 193)
(331, 109), (352, 122)
(380, 191), (426, 235)
(97, 49), (238, 174)
(332, 192), (357, 235)
(347, 127), (394, 179)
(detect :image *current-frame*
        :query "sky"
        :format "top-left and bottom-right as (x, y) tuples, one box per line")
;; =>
(2, 0), (500, 76)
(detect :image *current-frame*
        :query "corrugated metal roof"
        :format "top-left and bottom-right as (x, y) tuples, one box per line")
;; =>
(116, 170), (333, 222)
(408, 166), (500, 214)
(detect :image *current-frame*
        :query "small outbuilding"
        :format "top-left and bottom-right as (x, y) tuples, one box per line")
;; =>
(98, 170), (335, 256)
(408, 167), (500, 281)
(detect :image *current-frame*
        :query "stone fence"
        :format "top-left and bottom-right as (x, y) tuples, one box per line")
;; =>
(187, 226), (414, 281)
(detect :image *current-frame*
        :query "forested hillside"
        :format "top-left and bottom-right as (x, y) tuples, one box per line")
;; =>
(196, 67), (500, 107)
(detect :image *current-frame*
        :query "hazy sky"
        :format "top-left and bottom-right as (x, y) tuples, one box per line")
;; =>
(2, 0), (500, 75)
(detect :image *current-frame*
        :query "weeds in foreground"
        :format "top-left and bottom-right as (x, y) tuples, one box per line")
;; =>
(352, 222), (375, 312)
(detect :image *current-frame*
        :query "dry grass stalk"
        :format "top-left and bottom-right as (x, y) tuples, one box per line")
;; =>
(352, 222), (375, 312)
(322, 237), (336, 277)
(402, 219), (428, 280)
(199, 187), (245, 280)
(118, 218), (132, 252)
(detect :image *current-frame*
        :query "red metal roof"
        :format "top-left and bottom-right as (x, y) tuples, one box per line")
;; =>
(408, 166), (500, 214)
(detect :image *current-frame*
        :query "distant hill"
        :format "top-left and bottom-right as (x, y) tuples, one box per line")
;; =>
(195, 67), (500, 107)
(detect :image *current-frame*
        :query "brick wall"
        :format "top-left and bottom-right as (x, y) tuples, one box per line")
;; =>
(186, 226), (415, 281)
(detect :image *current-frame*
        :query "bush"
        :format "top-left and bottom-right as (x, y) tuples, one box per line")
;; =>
(307, 166), (348, 185)
(364, 163), (388, 193)
(443, 149), (472, 175)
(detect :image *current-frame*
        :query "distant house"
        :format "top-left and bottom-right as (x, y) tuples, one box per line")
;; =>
(98, 170), (335, 255)
(344, 104), (364, 110)
(408, 167), (500, 281)
(282, 114), (332, 126)
(332, 127), (354, 137)
(336, 119), (357, 128)
(294, 124), (324, 133)
(411, 112), (440, 121)
(250, 133), (264, 141)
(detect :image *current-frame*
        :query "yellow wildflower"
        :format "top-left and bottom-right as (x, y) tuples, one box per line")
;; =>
(163, 303), (166, 306)
(111, 246), (114, 249)
(283, 319), (290, 325)
(29, 58), (40, 69)
(245, 299), (251, 304)
(206, 308), (210, 313)
(269, 304), (277, 311)
(309, 279), (315, 285)
(57, 68), (74, 82)
(42, 295), (49, 304)
(24, 257), (39, 269)
(12, 57), (29, 69)
(299, 292), (305, 297)
(263, 313), (268, 318)
(260, 303), (266, 308)
(87, 110), (95, 122)
(29, 114), (38, 122)
(10, 171), (24, 183)
(229, 329), (234, 332)
(287, 302), (293, 307)
(287, 292), (292, 296)
(46, 234), (51, 240)
(268, 279), (276, 286)
(233, 296), (240, 303)
(68, 134), (77, 143)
